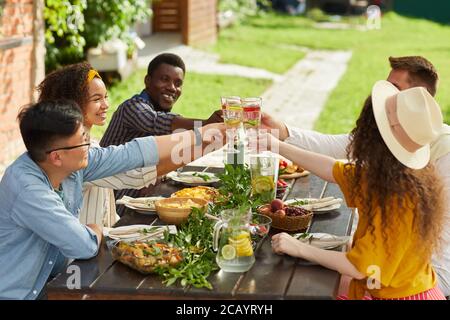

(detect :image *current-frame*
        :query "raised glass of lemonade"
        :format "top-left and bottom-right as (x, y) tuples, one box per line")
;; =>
(221, 96), (241, 110)
(221, 96), (242, 129)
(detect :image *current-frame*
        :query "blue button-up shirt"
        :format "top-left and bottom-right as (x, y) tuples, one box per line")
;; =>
(0, 136), (159, 299)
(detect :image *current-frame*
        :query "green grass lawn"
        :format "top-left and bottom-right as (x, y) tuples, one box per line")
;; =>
(211, 37), (306, 74)
(207, 13), (312, 74)
(91, 70), (271, 139)
(210, 12), (450, 133)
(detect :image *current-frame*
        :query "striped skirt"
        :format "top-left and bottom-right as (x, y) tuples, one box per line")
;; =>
(337, 286), (446, 300)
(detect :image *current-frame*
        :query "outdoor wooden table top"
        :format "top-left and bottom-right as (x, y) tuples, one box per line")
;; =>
(46, 166), (355, 300)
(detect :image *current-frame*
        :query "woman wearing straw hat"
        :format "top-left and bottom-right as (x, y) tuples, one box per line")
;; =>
(264, 81), (447, 299)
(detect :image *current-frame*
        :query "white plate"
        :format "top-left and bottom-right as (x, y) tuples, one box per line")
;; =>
(166, 171), (220, 186)
(285, 198), (342, 213)
(105, 224), (154, 240)
(293, 232), (350, 249)
(124, 204), (157, 214)
(105, 224), (177, 241)
(119, 196), (166, 212)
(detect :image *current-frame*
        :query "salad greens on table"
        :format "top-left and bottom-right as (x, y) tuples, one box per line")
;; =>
(153, 164), (264, 289)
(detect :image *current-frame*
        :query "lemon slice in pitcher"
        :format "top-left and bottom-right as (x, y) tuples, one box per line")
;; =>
(233, 231), (251, 240)
(235, 240), (253, 257)
(252, 176), (275, 193)
(236, 246), (253, 257)
(228, 238), (247, 245)
(221, 244), (236, 260)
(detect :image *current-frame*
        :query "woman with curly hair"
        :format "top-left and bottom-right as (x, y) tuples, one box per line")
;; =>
(37, 62), (157, 227)
(264, 81), (447, 299)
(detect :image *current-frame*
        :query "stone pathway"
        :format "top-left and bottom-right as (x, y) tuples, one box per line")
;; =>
(138, 34), (282, 82)
(261, 50), (352, 129)
(138, 33), (352, 130)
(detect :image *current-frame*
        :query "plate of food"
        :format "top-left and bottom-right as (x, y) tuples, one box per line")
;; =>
(278, 160), (309, 179)
(285, 197), (343, 212)
(105, 224), (177, 242)
(166, 171), (219, 186)
(293, 232), (350, 250)
(171, 186), (219, 203)
(116, 196), (166, 213)
(111, 240), (183, 274)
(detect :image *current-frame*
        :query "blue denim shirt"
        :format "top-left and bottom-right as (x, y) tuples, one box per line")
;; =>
(0, 136), (159, 299)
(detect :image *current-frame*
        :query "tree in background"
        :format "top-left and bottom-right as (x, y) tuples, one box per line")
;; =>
(218, 0), (271, 24)
(44, 0), (86, 71)
(83, 0), (150, 58)
(44, 0), (151, 72)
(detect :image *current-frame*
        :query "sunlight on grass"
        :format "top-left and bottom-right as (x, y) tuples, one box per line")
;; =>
(212, 37), (306, 74)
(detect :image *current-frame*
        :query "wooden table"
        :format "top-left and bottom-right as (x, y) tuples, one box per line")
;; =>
(46, 166), (354, 300)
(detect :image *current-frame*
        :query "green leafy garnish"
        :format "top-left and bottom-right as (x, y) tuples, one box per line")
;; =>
(295, 232), (311, 240)
(142, 245), (161, 257)
(140, 227), (157, 234)
(210, 164), (263, 215)
(142, 249), (152, 256)
(152, 164), (264, 290)
(192, 172), (212, 181)
(290, 198), (308, 206)
(154, 207), (218, 290)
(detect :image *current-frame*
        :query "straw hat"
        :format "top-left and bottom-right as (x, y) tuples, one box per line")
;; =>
(371, 80), (443, 169)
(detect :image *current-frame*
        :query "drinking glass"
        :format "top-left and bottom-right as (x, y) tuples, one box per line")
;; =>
(242, 97), (262, 130)
(221, 96), (242, 129)
(221, 96), (241, 111)
(249, 153), (279, 203)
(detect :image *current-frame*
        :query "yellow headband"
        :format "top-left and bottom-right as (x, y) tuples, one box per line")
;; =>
(87, 69), (101, 82)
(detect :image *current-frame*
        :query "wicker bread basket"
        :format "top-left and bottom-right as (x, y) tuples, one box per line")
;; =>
(259, 205), (313, 232)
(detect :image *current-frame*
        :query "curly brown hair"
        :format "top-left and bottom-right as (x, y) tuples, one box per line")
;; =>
(344, 96), (445, 258)
(389, 56), (439, 96)
(37, 62), (94, 112)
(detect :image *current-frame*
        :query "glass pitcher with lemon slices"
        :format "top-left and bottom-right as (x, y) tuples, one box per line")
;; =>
(249, 153), (279, 203)
(213, 208), (255, 272)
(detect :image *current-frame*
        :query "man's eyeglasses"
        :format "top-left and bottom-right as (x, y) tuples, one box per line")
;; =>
(45, 143), (91, 154)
